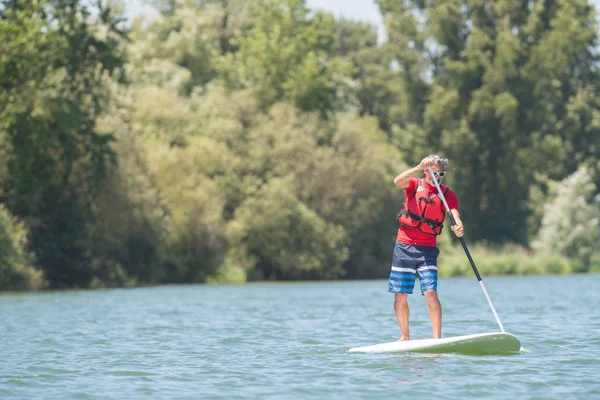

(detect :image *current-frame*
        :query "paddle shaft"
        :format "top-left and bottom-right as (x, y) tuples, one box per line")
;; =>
(427, 168), (506, 333)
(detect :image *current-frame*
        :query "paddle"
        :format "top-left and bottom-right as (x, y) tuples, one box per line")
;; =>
(427, 167), (506, 333)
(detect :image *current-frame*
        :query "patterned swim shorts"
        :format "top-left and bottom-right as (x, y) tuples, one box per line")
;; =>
(387, 242), (439, 295)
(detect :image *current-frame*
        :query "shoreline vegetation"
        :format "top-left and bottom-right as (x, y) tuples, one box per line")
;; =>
(438, 246), (600, 278)
(1, 0), (599, 291)
(6, 244), (599, 291)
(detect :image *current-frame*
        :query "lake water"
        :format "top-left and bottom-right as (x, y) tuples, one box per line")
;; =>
(1, 274), (599, 399)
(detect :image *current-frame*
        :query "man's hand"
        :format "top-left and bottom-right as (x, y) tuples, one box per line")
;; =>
(449, 210), (464, 237)
(451, 223), (464, 237)
(418, 156), (434, 170)
(394, 159), (429, 188)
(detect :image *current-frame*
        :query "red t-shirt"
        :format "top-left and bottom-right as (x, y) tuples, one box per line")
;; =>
(396, 177), (459, 247)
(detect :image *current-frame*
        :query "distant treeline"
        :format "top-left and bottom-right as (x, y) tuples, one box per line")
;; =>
(1, 0), (599, 290)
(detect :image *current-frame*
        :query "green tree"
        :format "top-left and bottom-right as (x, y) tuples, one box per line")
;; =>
(232, 177), (349, 280)
(89, 87), (168, 287)
(0, 0), (127, 288)
(129, 0), (253, 92)
(219, 0), (352, 116)
(376, 0), (600, 245)
(227, 103), (402, 279)
(330, 18), (407, 134)
(324, 115), (404, 278)
(149, 136), (232, 282)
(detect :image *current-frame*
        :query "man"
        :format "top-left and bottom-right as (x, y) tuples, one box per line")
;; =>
(388, 154), (464, 341)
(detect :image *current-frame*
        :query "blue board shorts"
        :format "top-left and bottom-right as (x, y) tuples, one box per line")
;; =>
(388, 242), (440, 295)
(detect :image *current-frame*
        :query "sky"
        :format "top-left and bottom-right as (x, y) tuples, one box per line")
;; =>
(124, 0), (386, 39)
(305, 0), (385, 40)
(124, 0), (600, 44)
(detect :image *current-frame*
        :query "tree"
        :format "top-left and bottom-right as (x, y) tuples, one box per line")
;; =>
(232, 177), (349, 280)
(129, 0), (253, 92)
(329, 18), (407, 134)
(226, 103), (402, 279)
(219, 0), (352, 117)
(0, 0), (127, 287)
(376, 0), (600, 245)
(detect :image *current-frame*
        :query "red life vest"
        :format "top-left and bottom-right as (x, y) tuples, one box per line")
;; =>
(397, 179), (449, 236)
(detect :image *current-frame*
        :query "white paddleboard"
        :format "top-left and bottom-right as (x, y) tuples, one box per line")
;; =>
(348, 332), (521, 355)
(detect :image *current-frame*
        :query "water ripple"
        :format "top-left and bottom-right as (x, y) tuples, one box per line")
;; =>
(1, 276), (600, 398)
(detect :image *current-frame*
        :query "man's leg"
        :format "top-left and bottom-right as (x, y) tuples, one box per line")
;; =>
(419, 247), (441, 339)
(424, 290), (442, 339)
(388, 242), (417, 340)
(394, 293), (410, 340)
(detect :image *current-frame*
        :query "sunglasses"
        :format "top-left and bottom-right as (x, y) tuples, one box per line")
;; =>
(431, 171), (446, 177)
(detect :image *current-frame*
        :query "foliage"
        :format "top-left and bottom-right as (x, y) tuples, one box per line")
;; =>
(438, 244), (581, 277)
(233, 177), (349, 279)
(1, 0), (599, 290)
(127, 0), (236, 92)
(376, 0), (600, 245)
(0, 205), (43, 290)
(90, 87), (168, 287)
(219, 0), (353, 116)
(205, 258), (247, 284)
(1, 0), (126, 288)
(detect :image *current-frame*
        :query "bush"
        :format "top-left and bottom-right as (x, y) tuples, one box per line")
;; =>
(233, 177), (349, 280)
(206, 259), (247, 285)
(0, 205), (44, 290)
(532, 166), (600, 271)
(438, 243), (579, 277)
(587, 255), (600, 273)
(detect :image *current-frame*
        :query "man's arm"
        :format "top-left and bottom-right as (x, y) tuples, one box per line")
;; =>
(393, 157), (432, 189)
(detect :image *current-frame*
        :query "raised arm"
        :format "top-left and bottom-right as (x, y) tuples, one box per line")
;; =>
(393, 157), (432, 189)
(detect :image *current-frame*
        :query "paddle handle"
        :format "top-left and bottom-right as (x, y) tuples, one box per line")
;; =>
(427, 168), (506, 333)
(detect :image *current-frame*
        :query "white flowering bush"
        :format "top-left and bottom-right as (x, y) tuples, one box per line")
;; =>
(532, 167), (600, 270)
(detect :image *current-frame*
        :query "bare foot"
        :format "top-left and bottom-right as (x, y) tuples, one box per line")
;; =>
(397, 336), (410, 341)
